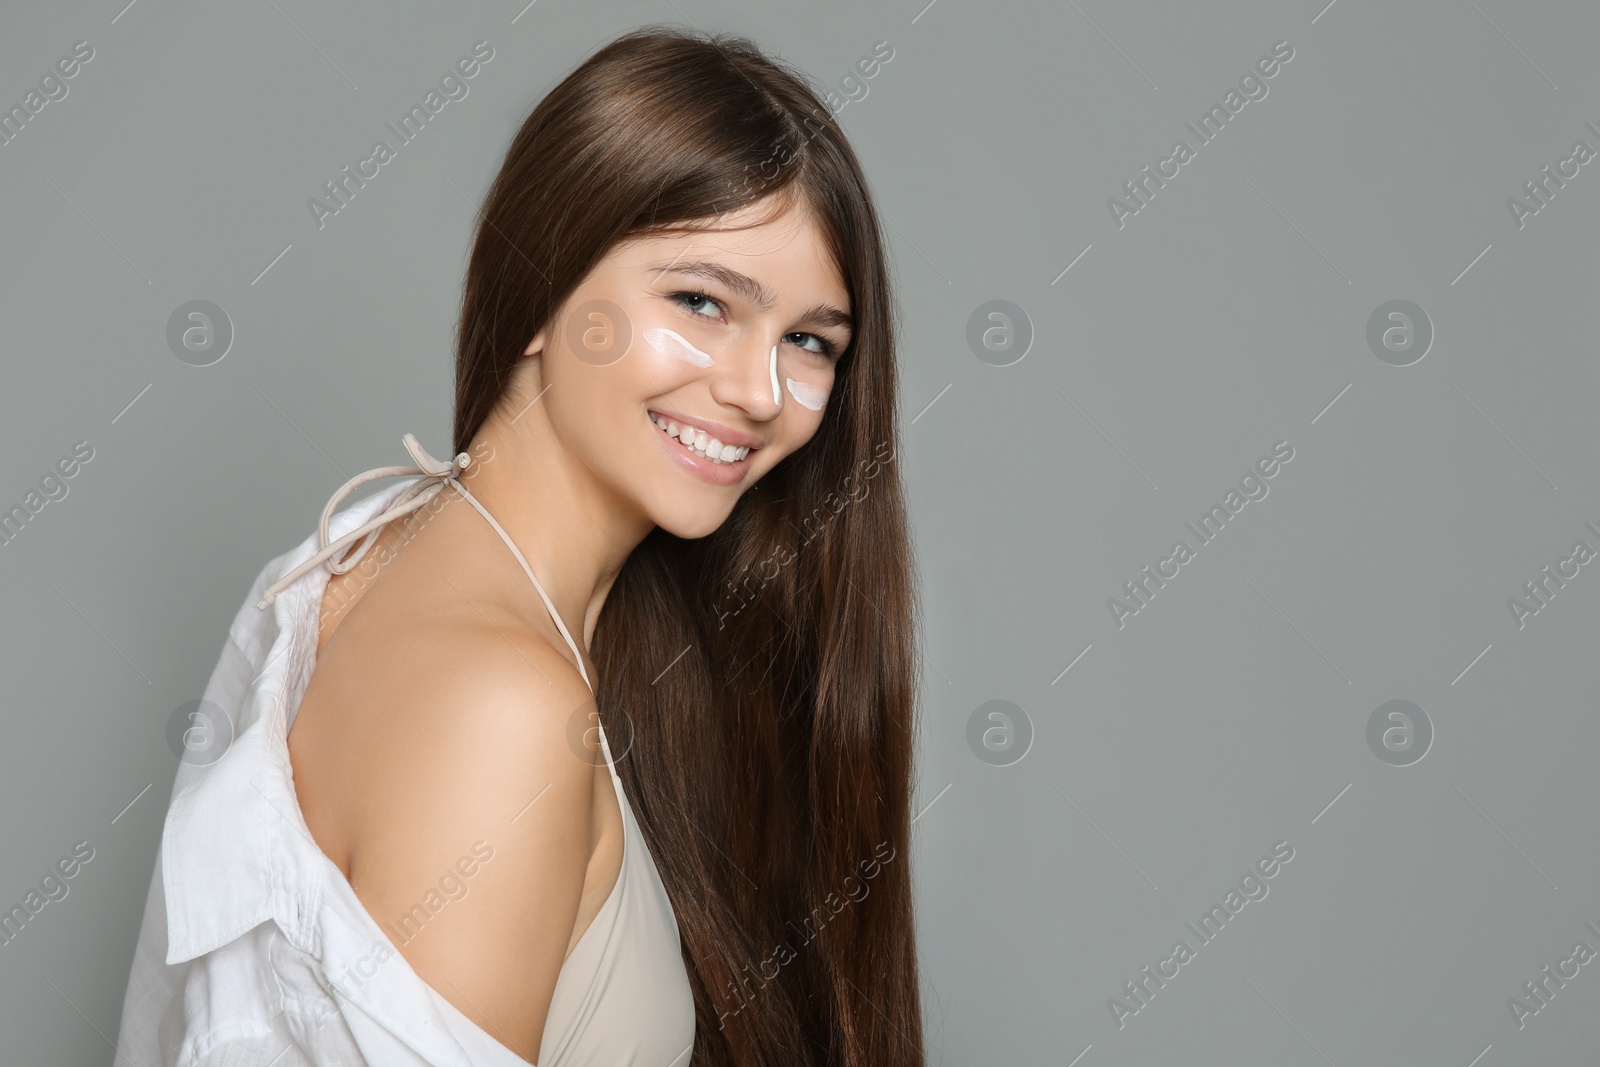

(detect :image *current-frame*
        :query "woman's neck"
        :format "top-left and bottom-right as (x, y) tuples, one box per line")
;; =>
(458, 398), (654, 653)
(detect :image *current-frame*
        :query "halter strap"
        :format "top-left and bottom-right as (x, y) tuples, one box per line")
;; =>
(253, 432), (591, 693)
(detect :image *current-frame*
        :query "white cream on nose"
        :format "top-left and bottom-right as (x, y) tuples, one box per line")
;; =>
(769, 345), (781, 406)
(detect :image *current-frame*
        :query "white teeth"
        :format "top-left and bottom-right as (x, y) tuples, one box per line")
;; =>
(650, 412), (750, 464)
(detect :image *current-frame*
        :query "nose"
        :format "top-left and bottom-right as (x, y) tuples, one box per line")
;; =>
(709, 336), (784, 421)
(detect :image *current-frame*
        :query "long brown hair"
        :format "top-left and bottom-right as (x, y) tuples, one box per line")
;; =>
(452, 26), (923, 1066)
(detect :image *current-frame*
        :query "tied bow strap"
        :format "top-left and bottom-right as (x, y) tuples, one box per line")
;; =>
(255, 434), (471, 611)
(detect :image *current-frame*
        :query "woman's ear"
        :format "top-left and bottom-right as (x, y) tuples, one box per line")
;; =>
(507, 329), (549, 405)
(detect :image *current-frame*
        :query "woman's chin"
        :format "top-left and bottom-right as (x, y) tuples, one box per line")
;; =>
(648, 498), (736, 541)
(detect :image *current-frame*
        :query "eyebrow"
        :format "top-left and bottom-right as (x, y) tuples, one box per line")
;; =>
(648, 259), (854, 334)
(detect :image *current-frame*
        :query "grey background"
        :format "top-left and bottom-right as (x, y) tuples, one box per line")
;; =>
(1, 0), (1596, 1063)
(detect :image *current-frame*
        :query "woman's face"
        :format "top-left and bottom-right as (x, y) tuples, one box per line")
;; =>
(523, 196), (852, 539)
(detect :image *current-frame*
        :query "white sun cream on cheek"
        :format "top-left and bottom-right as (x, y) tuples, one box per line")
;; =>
(785, 377), (829, 411)
(769, 345), (781, 406)
(643, 327), (714, 368)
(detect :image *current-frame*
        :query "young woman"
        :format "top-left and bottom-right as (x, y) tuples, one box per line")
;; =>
(117, 26), (924, 1067)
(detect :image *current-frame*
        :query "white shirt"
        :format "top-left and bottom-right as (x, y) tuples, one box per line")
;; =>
(115, 440), (696, 1066)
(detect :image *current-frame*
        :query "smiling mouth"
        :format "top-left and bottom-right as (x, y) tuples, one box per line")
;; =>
(648, 411), (752, 465)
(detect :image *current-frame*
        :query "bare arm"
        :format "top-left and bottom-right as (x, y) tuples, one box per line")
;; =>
(342, 634), (600, 1062)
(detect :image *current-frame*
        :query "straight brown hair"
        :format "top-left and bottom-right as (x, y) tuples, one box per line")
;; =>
(452, 26), (924, 1066)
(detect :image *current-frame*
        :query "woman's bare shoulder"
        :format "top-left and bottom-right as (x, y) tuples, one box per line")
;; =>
(340, 619), (601, 1061)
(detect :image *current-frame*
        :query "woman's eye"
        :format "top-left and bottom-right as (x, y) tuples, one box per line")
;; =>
(785, 332), (839, 359)
(672, 291), (723, 319)
(666, 295), (841, 359)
